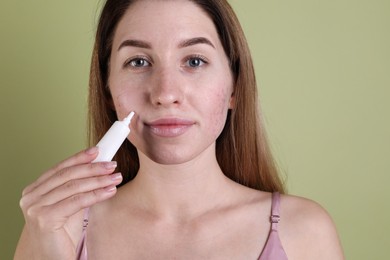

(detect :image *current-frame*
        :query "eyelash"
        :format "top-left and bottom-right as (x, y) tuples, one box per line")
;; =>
(123, 54), (209, 70)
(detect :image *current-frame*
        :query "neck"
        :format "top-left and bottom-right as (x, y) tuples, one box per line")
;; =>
(120, 146), (233, 222)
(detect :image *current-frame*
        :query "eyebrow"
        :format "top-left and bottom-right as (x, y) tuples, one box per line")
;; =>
(178, 37), (215, 49)
(117, 37), (215, 51)
(118, 39), (152, 51)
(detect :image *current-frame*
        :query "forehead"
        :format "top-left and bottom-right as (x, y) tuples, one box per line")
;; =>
(112, 0), (220, 48)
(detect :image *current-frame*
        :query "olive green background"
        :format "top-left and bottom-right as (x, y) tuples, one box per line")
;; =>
(1, 1), (388, 259)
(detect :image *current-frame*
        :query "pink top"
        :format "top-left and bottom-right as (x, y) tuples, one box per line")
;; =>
(76, 192), (287, 259)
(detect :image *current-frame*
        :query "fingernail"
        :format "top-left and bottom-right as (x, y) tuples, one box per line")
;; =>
(105, 185), (117, 193)
(111, 172), (122, 181)
(103, 161), (117, 169)
(85, 147), (98, 155)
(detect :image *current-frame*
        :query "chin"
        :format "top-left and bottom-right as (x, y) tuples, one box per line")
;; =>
(137, 140), (216, 166)
(147, 152), (195, 166)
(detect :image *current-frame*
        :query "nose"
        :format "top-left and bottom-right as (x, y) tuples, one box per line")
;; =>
(149, 68), (184, 107)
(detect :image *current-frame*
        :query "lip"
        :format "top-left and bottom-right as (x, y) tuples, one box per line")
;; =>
(145, 118), (195, 137)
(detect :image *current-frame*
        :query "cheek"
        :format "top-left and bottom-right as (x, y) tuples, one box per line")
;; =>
(203, 80), (233, 133)
(109, 68), (143, 118)
(110, 88), (138, 120)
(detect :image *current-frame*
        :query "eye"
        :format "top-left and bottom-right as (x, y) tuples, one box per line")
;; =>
(185, 55), (208, 68)
(124, 57), (151, 68)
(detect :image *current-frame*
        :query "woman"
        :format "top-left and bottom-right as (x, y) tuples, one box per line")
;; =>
(15, 0), (344, 259)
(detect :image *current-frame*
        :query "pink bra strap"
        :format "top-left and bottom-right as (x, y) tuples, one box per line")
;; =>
(270, 192), (281, 231)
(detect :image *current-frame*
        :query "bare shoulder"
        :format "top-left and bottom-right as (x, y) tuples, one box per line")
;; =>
(279, 194), (345, 259)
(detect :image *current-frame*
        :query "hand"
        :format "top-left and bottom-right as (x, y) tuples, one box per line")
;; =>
(15, 147), (123, 260)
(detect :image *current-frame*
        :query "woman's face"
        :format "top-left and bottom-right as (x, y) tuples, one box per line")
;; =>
(108, 0), (234, 165)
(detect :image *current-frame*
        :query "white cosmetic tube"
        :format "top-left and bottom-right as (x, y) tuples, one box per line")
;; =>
(92, 111), (135, 162)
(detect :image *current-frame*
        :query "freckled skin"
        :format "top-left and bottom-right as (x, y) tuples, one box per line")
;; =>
(108, 0), (234, 165)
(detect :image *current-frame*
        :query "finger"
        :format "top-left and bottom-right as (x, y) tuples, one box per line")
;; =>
(22, 147), (99, 196)
(39, 185), (119, 229)
(39, 172), (123, 206)
(20, 161), (118, 208)
(36, 161), (118, 198)
(23, 185), (118, 231)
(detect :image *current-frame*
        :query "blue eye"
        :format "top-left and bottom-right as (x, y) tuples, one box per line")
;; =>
(186, 56), (208, 68)
(188, 58), (202, 67)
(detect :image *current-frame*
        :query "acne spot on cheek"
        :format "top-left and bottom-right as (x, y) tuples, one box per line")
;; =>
(112, 93), (127, 114)
(208, 88), (232, 133)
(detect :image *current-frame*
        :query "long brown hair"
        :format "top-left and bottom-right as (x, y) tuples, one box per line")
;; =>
(88, 0), (285, 193)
